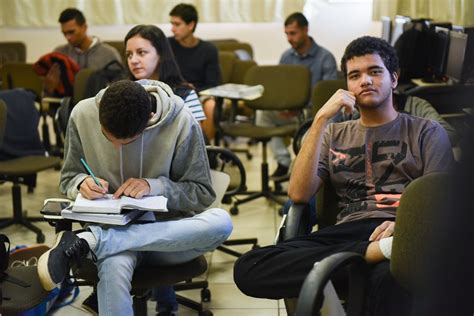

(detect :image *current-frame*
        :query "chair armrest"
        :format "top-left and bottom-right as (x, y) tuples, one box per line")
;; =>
(41, 198), (74, 232)
(276, 203), (312, 243)
(295, 252), (368, 316)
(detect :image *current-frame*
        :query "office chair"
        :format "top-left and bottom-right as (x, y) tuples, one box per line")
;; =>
(104, 40), (127, 65)
(0, 62), (42, 99)
(214, 41), (254, 60)
(215, 52), (257, 160)
(291, 172), (452, 316)
(0, 91), (61, 243)
(44, 164), (233, 315)
(273, 79), (347, 193)
(206, 146), (258, 257)
(0, 62), (60, 152)
(218, 51), (237, 84)
(0, 42), (26, 67)
(219, 65), (310, 214)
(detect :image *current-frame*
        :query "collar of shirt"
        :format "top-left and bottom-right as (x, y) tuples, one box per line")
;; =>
(290, 37), (319, 59)
(74, 36), (98, 54)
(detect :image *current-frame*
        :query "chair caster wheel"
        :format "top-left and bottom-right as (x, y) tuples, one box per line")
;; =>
(201, 288), (211, 302)
(37, 233), (45, 243)
(199, 310), (213, 316)
(246, 153), (253, 160)
(230, 206), (239, 215)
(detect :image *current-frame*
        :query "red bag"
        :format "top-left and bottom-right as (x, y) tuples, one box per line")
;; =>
(33, 52), (80, 97)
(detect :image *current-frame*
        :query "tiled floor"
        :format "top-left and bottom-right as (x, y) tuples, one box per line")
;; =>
(0, 141), (289, 315)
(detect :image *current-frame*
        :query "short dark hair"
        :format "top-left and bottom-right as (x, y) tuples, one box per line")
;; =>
(169, 3), (198, 32)
(99, 80), (151, 139)
(58, 8), (86, 25)
(284, 12), (308, 28)
(340, 36), (399, 79)
(124, 24), (188, 88)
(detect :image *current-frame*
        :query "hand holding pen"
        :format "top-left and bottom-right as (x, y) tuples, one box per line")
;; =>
(79, 158), (109, 200)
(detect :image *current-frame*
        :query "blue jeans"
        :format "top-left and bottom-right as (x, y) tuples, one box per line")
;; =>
(88, 208), (233, 316)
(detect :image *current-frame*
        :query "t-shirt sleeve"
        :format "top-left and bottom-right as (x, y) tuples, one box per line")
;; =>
(408, 96), (458, 146)
(420, 121), (455, 174)
(184, 90), (206, 121)
(317, 124), (332, 182)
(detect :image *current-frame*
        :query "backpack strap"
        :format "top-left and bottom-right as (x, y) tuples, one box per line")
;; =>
(0, 234), (10, 273)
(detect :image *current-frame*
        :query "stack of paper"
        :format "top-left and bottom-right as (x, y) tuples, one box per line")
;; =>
(61, 194), (168, 225)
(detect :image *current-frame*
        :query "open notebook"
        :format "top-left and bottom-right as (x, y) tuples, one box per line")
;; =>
(71, 193), (168, 214)
(61, 208), (156, 225)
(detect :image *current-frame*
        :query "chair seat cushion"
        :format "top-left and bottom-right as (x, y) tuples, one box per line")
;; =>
(0, 156), (60, 176)
(0, 266), (50, 314)
(221, 122), (298, 140)
(73, 255), (208, 289)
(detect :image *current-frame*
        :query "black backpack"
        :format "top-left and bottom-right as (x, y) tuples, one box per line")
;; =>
(83, 60), (128, 99)
(394, 20), (431, 83)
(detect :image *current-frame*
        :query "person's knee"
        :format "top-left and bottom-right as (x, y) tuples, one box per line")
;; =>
(233, 251), (257, 296)
(233, 249), (272, 298)
(206, 208), (233, 240)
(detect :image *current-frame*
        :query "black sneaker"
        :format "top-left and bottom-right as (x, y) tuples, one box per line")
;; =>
(270, 163), (289, 179)
(37, 231), (92, 291)
(82, 290), (99, 315)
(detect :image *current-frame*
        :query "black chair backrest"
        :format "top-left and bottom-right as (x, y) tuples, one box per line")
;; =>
(0, 89), (45, 160)
(206, 146), (246, 198)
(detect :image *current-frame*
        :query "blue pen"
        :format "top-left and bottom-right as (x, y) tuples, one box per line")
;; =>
(80, 158), (105, 190)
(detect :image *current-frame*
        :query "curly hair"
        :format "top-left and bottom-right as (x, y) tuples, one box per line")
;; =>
(341, 36), (399, 78)
(99, 80), (151, 139)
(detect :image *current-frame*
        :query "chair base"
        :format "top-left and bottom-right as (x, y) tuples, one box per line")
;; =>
(0, 217), (45, 243)
(1, 182), (45, 243)
(217, 238), (259, 258)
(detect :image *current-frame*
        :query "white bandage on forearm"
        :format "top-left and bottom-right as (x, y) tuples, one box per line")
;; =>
(378, 236), (393, 259)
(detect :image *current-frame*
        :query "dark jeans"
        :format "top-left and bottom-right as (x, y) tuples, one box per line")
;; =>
(233, 218), (411, 315)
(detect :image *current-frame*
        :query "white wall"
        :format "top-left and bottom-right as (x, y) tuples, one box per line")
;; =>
(0, 1), (381, 68)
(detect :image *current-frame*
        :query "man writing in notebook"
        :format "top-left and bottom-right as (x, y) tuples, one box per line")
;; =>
(37, 80), (233, 315)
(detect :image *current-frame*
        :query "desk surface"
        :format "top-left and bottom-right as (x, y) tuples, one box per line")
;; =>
(200, 83), (263, 100)
(411, 78), (451, 87)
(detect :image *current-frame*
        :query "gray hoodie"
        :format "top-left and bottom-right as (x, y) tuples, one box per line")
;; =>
(60, 80), (215, 217)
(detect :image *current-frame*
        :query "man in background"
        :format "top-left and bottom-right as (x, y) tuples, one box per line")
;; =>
(168, 3), (221, 142)
(55, 8), (122, 69)
(259, 12), (338, 179)
(43, 8), (123, 96)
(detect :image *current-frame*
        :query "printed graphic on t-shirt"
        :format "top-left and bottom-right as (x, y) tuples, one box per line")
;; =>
(330, 139), (408, 218)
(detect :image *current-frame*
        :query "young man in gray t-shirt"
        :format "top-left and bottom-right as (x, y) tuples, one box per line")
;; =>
(234, 36), (454, 314)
